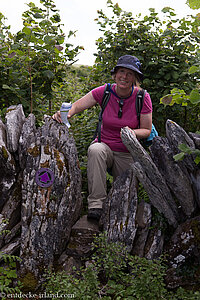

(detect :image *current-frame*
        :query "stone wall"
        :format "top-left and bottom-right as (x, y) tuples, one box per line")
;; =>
(0, 105), (82, 283)
(0, 105), (200, 289)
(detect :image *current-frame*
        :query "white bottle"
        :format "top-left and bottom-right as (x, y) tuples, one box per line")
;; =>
(60, 102), (72, 128)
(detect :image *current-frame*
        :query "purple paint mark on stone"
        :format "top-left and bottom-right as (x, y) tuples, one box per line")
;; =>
(35, 168), (55, 188)
(40, 172), (50, 183)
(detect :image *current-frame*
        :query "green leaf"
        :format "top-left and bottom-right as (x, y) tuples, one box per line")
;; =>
(186, 0), (200, 9)
(189, 65), (200, 74)
(162, 7), (172, 13)
(22, 27), (32, 35)
(43, 70), (54, 80)
(178, 143), (193, 153)
(2, 84), (11, 90)
(194, 156), (200, 164)
(173, 152), (185, 161)
(34, 13), (43, 19)
(44, 35), (56, 45)
(189, 89), (200, 104)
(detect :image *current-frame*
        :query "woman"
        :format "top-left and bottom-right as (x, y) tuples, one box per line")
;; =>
(52, 55), (152, 220)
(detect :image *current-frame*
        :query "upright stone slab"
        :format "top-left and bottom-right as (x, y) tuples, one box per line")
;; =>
(5, 104), (25, 153)
(0, 117), (17, 211)
(189, 132), (200, 150)
(150, 136), (196, 219)
(121, 127), (179, 227)
(131, 201), (152, 257)
(166, 120), (200, 207)
(19, 115), (82, 278)
(66, 215), (100, 258)
(101, 168), (138, 252)
(165, 215), (200, 289)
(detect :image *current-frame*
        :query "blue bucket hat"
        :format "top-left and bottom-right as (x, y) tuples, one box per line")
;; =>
(111, 55), (143, 81)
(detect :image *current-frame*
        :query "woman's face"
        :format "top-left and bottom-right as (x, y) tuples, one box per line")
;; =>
(115, 67), (136, 89)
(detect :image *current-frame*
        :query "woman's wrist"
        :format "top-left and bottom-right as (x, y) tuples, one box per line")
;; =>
(127, 127), (137, 137)
(132, 129), (136, 136)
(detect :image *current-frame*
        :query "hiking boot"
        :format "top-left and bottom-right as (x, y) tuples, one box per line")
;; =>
(87, 208), (103, 221)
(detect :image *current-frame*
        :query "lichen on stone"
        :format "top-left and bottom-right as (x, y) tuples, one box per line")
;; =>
(1, 145), (9, 161)
(27, 145), (40, 157)
(40, 161), (50, 168)
(54, 148), (64, 176)
(44, 143), (51, 155)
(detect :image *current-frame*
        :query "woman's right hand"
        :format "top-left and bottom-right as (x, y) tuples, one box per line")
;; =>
(52, 111), (62, 123)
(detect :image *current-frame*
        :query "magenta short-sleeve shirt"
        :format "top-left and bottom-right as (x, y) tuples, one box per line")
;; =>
(92, 84), (152, 152)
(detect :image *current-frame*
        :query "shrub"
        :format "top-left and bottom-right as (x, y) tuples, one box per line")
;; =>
(43, 232), (200, 299)
(0, 218), (22, 299)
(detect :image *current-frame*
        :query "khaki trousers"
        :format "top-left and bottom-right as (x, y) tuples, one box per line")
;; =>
(87, 142), (133, 209)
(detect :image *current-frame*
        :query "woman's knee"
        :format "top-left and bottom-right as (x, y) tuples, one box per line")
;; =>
(88, 142), (113, 166)
(88, 142), (108, 157)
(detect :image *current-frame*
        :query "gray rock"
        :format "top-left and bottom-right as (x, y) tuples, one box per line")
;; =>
(144, 224), (164, 259)
(165, 215), (200, 289)
(5, 104), (25, 153)
(66, 215), (100, 257)
(0, 177), (22, 249)
(0, 238), (20, 255)
(166, 120), (200, 207)
(4, 222), (21, 245)
(131, 201), (151, 257)
(166, 119), (196, 152)
(58, 254), (82, 273)
(19, 115), (82, 278)
(150, 136), (196, 218)
(121, 127), (179, 227)
(189, 132), (200, 150)
(0, 117), (17, 211)
(18, 113), (37, 170)
(101, 168), (138, 252)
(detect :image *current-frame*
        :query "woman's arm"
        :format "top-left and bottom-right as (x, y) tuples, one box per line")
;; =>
(52, 91), (97, 123)
(129, 112), (152, 139)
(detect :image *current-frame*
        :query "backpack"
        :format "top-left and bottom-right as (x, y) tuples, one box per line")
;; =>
(94, 83), (158, 147)
(135, 89), (158, 148)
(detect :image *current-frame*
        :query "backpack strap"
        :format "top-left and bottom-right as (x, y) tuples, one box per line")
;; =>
(93, 83), (112, 142)
(135, 89), (146, 128)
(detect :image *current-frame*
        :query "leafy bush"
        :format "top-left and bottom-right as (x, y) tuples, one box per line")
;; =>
(0, 253), (21, 297)
(0, 0), (83, 121)
(44, 233), (200, 299)
(93, 0), (200, 133)
(0, 218), (22, 299)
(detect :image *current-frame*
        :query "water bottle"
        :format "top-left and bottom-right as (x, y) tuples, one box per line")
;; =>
(60, 102), (72, 128)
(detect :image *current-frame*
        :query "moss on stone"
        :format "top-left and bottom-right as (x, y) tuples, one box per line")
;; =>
(6, 107), (16, 113)
(27, 145), (40, 157)
(20, 272), (38, 293)
(1, 145), (9, 161)
(44, 143), (51, 155)
(46, 212), (57, 219)
(40, 161), (50, 168)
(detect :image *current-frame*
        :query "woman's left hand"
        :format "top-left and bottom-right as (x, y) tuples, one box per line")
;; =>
(127, 127), (136, 137)
(120, 126), (136, 138)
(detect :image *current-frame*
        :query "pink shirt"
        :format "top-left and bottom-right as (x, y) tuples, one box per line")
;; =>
(92, 84), (152, 152)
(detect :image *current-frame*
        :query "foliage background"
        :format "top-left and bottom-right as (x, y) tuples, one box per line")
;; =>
(0, 0), (200, 297)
